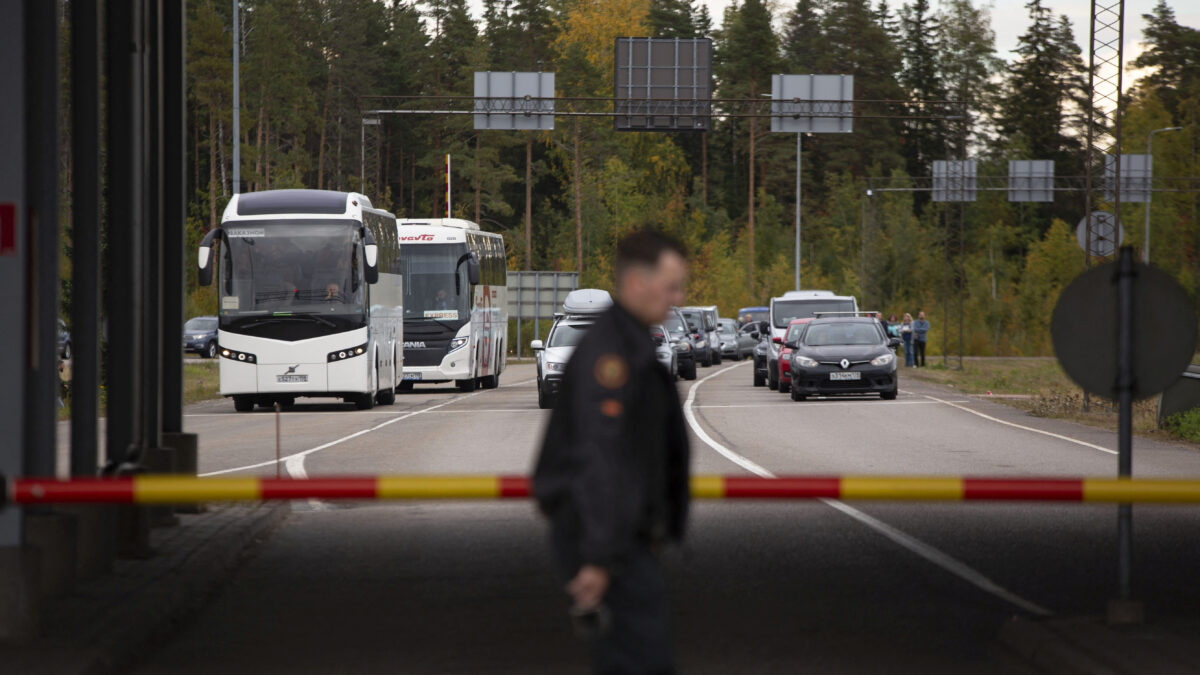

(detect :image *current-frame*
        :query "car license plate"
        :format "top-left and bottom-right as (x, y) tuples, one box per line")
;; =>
(829, 371), (860, 381)
(276, 374), (308, 383)
(402, 372), (423, 381)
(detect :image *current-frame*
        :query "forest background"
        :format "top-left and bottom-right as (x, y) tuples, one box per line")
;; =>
(62, 0), (1200, 356)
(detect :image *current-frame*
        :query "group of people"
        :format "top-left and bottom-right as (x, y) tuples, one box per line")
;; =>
(875, 311), (931, 367)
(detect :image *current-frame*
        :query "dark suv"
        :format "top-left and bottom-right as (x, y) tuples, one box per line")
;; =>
(183, 316), (219, 359)
(785, 316), (900, 401)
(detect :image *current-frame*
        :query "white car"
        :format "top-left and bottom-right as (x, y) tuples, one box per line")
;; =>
(531, 289), (612, 409)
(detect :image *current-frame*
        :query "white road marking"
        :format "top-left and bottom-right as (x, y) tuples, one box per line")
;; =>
(921, 393), (1117, 456)
(683, 362), (1054, 617)
(693, 400), (970, 409)
(198, 378), (537, 477)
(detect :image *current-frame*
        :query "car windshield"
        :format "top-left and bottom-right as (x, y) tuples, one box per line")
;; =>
(803, 322), (883, 346)
(663, 315), (687, 334)
(219, 220), (364, 316)
(718, 321), (737, 335)
(739, 309), (769, 324)
(399, 242), (472, 326)
(548, 322), (592, 348)
(185, 317), (217, 332)
(772, 299), (856, 328)
(681, 310), (703, 329)
(786, 324), (807, 342)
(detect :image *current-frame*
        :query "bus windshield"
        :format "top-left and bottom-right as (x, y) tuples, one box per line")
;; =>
(772, 300), (855, 328)
(399, 243), (471, 325)
(219, 220), (365, 318)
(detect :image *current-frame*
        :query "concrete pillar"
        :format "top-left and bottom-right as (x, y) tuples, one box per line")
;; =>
(55, 505), (115, 580)
(0, 547), (40, 642)
(163, 431), (201, 514)
(143, 447), (180, 527)
(23, 512), (77, 598)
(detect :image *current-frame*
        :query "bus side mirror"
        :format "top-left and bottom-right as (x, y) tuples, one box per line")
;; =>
(197, 227), (221, 287)
(467, 256), (480, 285)
(363, 230), (379, 285)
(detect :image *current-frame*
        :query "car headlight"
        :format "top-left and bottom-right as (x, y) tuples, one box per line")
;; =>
(795, 356), (818, 368)
(545, 361), (566, 372)
(448, 336), (468, 352)
(677, 341), (690, 351)
(871, 353), (895, 366)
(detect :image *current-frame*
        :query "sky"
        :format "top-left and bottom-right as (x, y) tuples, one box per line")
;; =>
(464, 0), (1200, 76)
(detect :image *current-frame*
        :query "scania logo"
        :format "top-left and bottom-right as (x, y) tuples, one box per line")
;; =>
(398, 234), (435, 242)
(403, 341), (427, 349)
(840, 358), (850, 369)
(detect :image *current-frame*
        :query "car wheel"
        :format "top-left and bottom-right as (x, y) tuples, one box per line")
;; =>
(537, 381), (551, 409)
(791, 388), (807, 402)
(779, 378), (790, 394)
(753, 369), (765, 387)
(681, 361), (697, 381)
(233, 395), (255, 413)
(205, 341), (217, 359)
(713, 350), (722, 366)
(881, 389), (898, 400)
(767, 364), (778, 390)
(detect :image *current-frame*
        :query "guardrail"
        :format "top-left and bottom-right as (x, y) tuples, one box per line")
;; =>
(5, 475), (1200, 505)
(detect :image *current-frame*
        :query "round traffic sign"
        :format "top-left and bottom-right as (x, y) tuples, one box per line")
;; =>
(1051, 260), (1197, 400)
(1076, 211), (1123, 258)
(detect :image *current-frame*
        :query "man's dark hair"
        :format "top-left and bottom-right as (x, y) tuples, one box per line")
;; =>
(614, 229), (688, 281)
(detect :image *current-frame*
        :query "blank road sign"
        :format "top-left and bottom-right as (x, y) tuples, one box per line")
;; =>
(474, 72), (555, 131)
(1105, 154), (1151, 203)
(614, 37), (712, 132)
(1008, 160), (1054, 202)
(932, 160), (978, 202)
(770, 74), (854, 134)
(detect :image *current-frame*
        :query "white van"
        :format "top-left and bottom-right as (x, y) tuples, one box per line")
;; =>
(766, 291), (858, 389)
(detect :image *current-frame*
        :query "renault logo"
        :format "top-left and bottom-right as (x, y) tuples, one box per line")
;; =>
(840, 358), (850, 369)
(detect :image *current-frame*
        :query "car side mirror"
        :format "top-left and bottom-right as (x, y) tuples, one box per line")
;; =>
(888, 337), (902, 348)
(784, 341), (798, 350)
(530, 340), (543, 351)
(772, 337), (783, 344)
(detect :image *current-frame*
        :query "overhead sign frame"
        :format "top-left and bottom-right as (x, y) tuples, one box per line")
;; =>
(932, 160), (978, 202)
(614, 37), (713, 132)
(473, 71), (555, 131)
(1008, 160), (1055, 202)
(769, 74), (854, 134)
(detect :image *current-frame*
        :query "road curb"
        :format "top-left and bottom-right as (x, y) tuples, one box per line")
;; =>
(1, 501), (290, 674)
(999, 615), (1199, 674)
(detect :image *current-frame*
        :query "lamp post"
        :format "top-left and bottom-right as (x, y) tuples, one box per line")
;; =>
(1144, 126), (1182, 264)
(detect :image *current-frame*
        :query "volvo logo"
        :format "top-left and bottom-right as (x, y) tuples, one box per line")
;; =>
(840, 358), (850, 369)
(284, 364), (300, 374)
(403, 341), (427, 349)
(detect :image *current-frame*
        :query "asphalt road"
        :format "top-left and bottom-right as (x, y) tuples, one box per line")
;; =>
(133, 360), (1200, 673)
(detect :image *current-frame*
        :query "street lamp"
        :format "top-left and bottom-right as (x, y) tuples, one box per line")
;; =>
(1145, 126), (1182, 264)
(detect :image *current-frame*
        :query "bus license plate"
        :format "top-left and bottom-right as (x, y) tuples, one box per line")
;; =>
(829, 371), (860, 381)
(402, 373), (423, 381)
(276, 374), (308, 383)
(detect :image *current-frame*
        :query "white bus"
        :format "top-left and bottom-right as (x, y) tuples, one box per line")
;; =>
(394, 218), (507, 392)
(196, 189), (403, 412)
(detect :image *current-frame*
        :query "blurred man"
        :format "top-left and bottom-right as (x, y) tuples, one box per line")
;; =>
(534, 230), (691, 674)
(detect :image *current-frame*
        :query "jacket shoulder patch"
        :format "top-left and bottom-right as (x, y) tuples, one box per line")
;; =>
(593, 354), (630, 390)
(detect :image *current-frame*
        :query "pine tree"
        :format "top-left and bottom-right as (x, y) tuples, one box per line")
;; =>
(649, 0), (696, 38)
(782, 0), (825, 71)
(937, 0), (1002, 147)
(1131, 0), (1200, 120)
(898, 0), (946, 177)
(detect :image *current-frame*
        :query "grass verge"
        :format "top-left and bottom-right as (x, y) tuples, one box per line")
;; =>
(904, 357), (1195, 447)
(57, 358), (222, 420)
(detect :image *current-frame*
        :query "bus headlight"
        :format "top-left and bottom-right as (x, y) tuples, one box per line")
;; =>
(219, 347), (256, 363)
(328, 344), (368, 362)
(448, 336), (468, 352)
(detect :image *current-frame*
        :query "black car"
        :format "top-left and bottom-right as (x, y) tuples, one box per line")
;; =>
(678, 307), (719, 367)
(664, 309), (698, 381)
(749, 321), (771, 387)
(183, 315), (219, 359)
(785, 317), (900, 401)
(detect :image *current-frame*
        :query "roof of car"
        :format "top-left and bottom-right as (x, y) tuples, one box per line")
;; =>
(808, 316), (878, 325)
(788, 318), (814, 326)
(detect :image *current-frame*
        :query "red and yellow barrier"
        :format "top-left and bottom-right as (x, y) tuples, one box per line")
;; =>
(7, 475), (1200, 505)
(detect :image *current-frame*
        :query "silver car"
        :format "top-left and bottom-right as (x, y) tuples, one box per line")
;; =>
(717, 318), (755, 361)
(531, 289), (613, 409)
(651, 324), (678, 380)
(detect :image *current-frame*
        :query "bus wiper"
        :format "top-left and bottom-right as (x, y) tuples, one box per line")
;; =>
(240, 314), (337, 329)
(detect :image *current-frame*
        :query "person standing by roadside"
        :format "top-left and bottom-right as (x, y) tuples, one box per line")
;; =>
(534, 230), (691, 675)
(899, 313), (914, 367)
(912, 311), (930, 367)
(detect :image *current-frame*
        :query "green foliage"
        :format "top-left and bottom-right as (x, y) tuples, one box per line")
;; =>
(171, 0), (1199, 359)
(1163, 409), (1200, 444)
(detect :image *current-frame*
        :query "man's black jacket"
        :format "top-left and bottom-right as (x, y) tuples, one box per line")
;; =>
(533, 302), (691, 570)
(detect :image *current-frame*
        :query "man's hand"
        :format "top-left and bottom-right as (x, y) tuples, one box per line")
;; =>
(566, 565), (610, 610)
